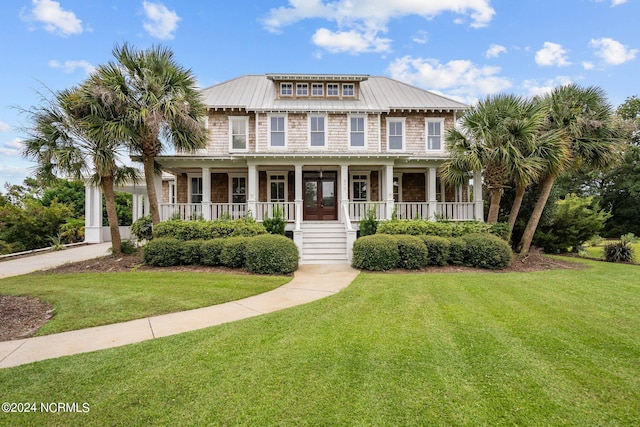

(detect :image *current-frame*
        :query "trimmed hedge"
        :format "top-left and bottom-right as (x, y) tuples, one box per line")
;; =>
(394, 235), (428, 269)
(245, 235), (299, 274)
(420, 236), (450, 266)
(142, 238), (183, 267)
(376, 219), (510, 240)
(180, 239), (204, 265)
(220, 236), (249, 268)
(201, 239), (225, 266)
(352, 235), (399, 271)
(461, 233), (513, 270)
(153, 218), (267, 241)
(448, 237), (466, 266)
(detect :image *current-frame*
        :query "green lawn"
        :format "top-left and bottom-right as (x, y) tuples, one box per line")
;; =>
(583, 242), (639, 262)
(0, 272), (290, 335)
(2, 259), (640, 426)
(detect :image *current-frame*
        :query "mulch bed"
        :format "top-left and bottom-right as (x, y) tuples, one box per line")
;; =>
(0, 249), (586, 342)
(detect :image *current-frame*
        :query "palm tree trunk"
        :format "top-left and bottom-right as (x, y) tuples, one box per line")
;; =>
(143, 156), (161, 225)
(486, 188), (502, 223)
(507, 185), (526, 231)
(517, 175), (556, 254)
(101, 176), (122, 256)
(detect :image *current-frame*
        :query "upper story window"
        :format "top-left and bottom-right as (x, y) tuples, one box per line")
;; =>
(342, 84), (354, 96)
(309, 114), (326, 147)
(296, 83), (308, 96)
(327, 83), (339, 96)
(387, 117), (405, 151)
(229, 116), (249, 151)
(426, 118), (444, 150)
(349, 115), (366, 148)
(280, 83), (293, 96)
(311, 83), (324, 96)
(268, 114), (287, 148)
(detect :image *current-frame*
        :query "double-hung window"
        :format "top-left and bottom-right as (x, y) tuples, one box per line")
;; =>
(351, 174), (368, 201)
(426, 118), (444, 151)
(280, 83), (293, 96)
(349, 115), (366, 148)
(311, 83), (323, 96)
(229, 116), (248, 151)
(269, 174), (287, 203)
(268, 114), (287, 148)
(327, 83), (339, 96)
(191, 177), (203, 203)
(342, 84), (354, 96)
(296, 83), (308, 96)
(387, 118), (405, 151)
(309, 114), (326, 147)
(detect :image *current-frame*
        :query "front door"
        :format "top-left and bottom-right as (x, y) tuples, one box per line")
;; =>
(304, 171), (337, 220)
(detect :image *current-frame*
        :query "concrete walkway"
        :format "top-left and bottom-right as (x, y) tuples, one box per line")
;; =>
(0, 245), (359, 369)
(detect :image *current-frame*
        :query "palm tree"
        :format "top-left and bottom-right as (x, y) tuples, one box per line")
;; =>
(88, 43), (208, 225)
(21, 87), (138, 256)
(517, 84), (623, 254)
(442, 94), (545, 224)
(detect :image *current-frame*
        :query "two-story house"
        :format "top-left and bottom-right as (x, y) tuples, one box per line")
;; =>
(85, 74), (483, 263)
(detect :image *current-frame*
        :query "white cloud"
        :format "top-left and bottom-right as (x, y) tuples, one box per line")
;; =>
(523, 76), (573, 98)
(582, 61), (595, 70)
(486, 44), (507, 58)
(412, 30), (428, 45)
(48, 59), (95, 75)
(535, 42), (571, 67)
(388, 55), (512, 103)
(142, 1), (181, 40)
(312, 28), (391, 54)
(597, 0), (629, 6)
(24, 0), (83, 36)
(262, 0), (495, 54)
(0, 120), (10, 133)
(590, 37), (638, 65)
(0, 138), (23, 157)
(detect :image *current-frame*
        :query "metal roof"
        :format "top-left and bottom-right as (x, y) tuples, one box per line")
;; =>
(200, 74), (467, 113)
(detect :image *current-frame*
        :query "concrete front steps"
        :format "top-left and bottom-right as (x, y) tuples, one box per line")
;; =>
(300, 222), (349, 265)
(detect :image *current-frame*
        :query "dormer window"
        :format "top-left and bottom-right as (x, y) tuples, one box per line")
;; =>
(296, 83), (308, 96)
(327, 83), (339, 96)
(311, 83), (324, 96)
(280, 83), (293, 96)
(343, 84), (354, 96)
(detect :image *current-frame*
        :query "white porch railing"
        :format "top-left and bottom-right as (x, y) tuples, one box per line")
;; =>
(208, 203), (247, 220)
(436, 202), (476, 221)
(159, 203), (204, 221)
(255, 202), (296, 222)
(395, 202), (430, 220)
(348, 201), (386, 221)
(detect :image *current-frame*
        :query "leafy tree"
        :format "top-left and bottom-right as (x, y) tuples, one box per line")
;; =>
(442, 94), (545, 224)
(40, 178), (86, 218)
(87, 43), (208, 225)
(517, 85), (624, 253)
(533, 194), (610, 253)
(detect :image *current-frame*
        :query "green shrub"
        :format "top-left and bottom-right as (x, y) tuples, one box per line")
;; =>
(448, 238), (466, 265)
(358, 207), (379, 237)
(245, 235), (299, 274)
(420, 236), (451, 266)
(181, 239), (204, 265)
(120, 240), (138, 255)
(220, 236), (249, 268)
(377, 219), (509, 240)
(621, 233), (638, 244)
(462, 233), (513, 270)
(352, 235), (399, 271)
(604, 240), (635, 263)
(262, 206), (286, 235)
(201, 239), (225, 266)
(153, 219), (266, 241)
(130, 215), (153, 241)
(394, 235), (428, 269)
(143, 238), (183, 267)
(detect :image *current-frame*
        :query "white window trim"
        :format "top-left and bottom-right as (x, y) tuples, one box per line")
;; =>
(311, 83), (324, 97)
(348, 114), (367, 150)
(386, 117), (406, 152)
(280, 82), (293, 97)
(308, 113), (328, 149)
(187, 174), (203, 204)
(267, 172), (289, 202)
(228, 116), (249, 152)
(296, 83), (309, 97)
(350, 171), (370, 202)
(228, 173), (248, 204)
(426, 118), (445, 151)
(342, 83), (355, 97)
(393, 173), (403, 203)
(327, 83), (339, 97)
(267, 113), (288, 149)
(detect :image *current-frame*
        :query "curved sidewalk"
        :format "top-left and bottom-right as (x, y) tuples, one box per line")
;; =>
(1, 247), (359, 368)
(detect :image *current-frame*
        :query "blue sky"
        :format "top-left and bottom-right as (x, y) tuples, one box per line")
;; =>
(1, 0), (638, 186)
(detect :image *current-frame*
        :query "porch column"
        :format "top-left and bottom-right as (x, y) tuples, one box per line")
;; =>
(247, 164), (258, 219)
(202, 167), (211, 220)
(84, 183), (103, 243)
(427, 167), (437, 220)
(473, 169), (484, 221)
(132, 194), (144, 221)
(340, 164), (350, 224)
(294, 164), (303, 231)
(384, 164), (394, 220)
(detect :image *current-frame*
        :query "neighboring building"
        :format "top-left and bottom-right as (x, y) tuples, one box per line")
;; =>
(86, 74), (483, 264)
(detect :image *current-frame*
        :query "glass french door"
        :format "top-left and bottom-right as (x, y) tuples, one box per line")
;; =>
(303, 171), (337, 220)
